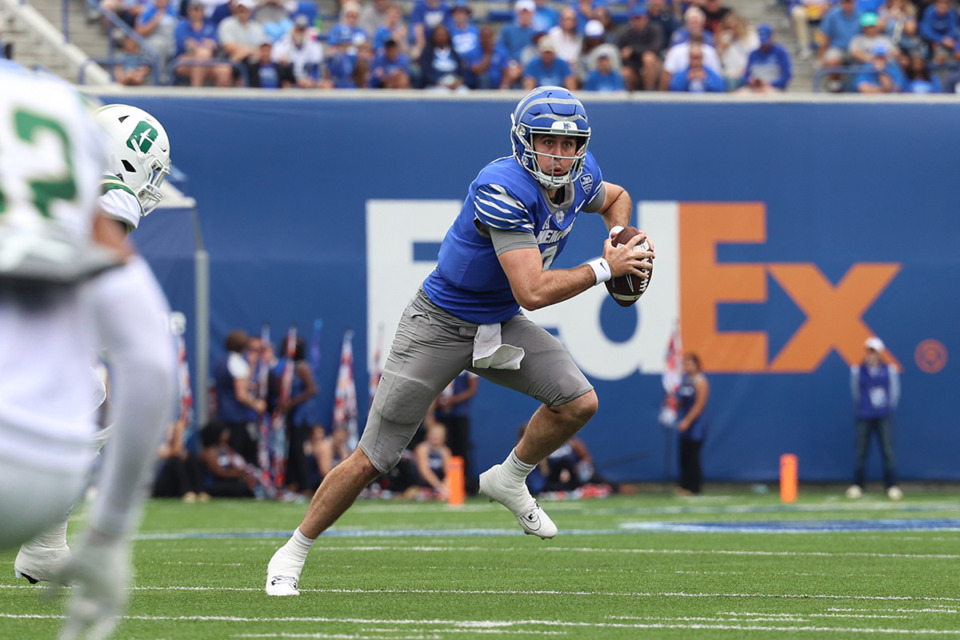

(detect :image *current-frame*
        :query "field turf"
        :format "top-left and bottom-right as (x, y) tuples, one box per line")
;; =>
(2, 488), (959, 639)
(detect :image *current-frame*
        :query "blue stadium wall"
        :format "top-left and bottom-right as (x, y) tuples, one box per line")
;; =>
(101, 92), (960, 484)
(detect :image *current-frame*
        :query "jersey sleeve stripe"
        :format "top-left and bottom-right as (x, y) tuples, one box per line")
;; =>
(474, 183), (533, 231)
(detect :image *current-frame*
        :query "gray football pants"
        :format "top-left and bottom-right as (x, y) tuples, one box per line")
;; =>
(359, 290), (593, 474)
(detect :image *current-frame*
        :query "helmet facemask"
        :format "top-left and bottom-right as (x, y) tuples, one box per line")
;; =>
(512, 117), (590, 189)
(134, 152), (170, 214)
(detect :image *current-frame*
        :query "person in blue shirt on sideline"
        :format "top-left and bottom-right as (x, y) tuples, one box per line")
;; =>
(265, 86), (654, 596)
(675, 353), (709, 496)
(668, 42), (726, 91)
(740, 23), (792, 92)
(855, 44), (905, 92)
(846, 337), (903, 501)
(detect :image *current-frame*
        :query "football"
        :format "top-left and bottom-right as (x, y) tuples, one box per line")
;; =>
(604, 226), (653, 307)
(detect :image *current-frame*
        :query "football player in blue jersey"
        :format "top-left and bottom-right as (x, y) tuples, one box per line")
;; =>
(266, 86), (653, 596)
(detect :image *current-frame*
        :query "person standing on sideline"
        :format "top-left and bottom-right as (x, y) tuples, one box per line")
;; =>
(213, 329), (267, 465)
(0, 63), (177, 639)
(846, 336), (902, 501)
(675, 353), (709, 496)
(265, 86), (654, 596)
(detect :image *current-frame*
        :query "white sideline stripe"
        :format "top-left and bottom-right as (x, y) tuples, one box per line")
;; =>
(0, 613), (957, 635)
(2, 584), (959, 603)
(140, 541), (960, 561)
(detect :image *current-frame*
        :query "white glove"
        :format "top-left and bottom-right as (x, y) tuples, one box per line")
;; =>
(608, 226), (625, 241)
(49, 533), (131, 640)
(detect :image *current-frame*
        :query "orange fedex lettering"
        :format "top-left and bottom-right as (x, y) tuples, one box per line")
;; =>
(678, 203), (900, 373)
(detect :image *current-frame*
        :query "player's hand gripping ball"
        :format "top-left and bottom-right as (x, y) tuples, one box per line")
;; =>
(604, 226), (653, 307)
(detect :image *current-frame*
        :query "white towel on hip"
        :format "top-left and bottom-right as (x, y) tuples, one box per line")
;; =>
(472, 323), (524, 370)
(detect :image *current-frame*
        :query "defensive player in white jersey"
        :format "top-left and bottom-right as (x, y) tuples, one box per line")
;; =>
(266, 87), (653, 596)
(13, 103), (172, 585)
(0, 64), (176, 639)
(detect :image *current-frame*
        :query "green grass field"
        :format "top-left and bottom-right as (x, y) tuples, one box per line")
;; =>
(2, 488), (960, 639)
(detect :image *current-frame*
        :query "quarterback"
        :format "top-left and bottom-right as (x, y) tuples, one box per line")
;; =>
(266, 87), (654, 596)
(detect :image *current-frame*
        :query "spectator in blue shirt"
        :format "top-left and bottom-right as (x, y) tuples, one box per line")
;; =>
(410, 0), (450, 59)
(449, 1), (480, 61)
(114, 35), (151, 86)
(647, 0), (678, 51)
(372, 4), (409, 56)
(855, 43), (905, 92)
(500, 0), (538, 61)
(174, 0), (233, 86)
(338, 1), (370, 49)
(919, 0), (959, 62)
(670, 6), (715, 47)
(249, 41), (294, 88)
(741, 23), (792, 92)
(668, 41), (726, 91)
(523, 34), (574, 89)
(371, 38), (412, 88)
(583, 51), (626, 91)
(321, 24), (357, 88)
(419, 22), (467, 90)
(902, 51), (943, 92)
(465, 24), (521, 89)
(819, 0), (863, 66)
(532, 0), (560, 33)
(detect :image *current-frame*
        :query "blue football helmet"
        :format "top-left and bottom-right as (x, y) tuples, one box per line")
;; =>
(510, 86), (591, 189)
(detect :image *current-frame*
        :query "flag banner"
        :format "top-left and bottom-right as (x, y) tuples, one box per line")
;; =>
(333, 329), (359, 451)
(255, 323), (274, 494)
(659, 322), (682, 428)
(368, 323), (384, 410)
(176, 333), (193, 426)
(270, 325), (298, 488)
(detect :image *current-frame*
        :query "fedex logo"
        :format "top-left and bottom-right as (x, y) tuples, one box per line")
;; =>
(365, 201), (900, 381)
(672, 202), (900, 373)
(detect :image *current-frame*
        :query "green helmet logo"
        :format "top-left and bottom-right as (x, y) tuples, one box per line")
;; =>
(126, 121), (158, 154)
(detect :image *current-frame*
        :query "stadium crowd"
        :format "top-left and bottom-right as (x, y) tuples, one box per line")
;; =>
(2, 0), (944, 92)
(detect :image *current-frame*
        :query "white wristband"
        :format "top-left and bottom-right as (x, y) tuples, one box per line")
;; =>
(608, 225), (625, 241)
(588, 257), (611, 285)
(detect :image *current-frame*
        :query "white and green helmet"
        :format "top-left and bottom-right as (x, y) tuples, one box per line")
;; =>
(95, 104), (170, 215)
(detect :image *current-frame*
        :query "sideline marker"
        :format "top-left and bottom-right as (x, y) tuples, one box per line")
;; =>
(780, 453), (798, 503)
(447, 456), (465, 506)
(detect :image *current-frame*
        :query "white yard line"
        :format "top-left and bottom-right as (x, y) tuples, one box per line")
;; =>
(2, 584), (959, 603)
(0, 613), (957, 636)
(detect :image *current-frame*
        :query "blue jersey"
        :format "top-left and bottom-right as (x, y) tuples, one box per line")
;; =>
(676, 373), (708, 442)
(422, 153), (604, 323)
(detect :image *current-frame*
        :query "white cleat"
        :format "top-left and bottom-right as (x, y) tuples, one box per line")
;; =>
(15, 539), (71, 584)
(479, 464), (558, 539)
(845, 484), (863, 499)
(265, 547), (303, 596)
(887, 486), (903, 501)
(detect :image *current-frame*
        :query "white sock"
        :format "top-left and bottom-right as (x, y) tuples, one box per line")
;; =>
(502, 449), (536, 482)
(282, 527), (315, 564)
(28, 520), (69, 550)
